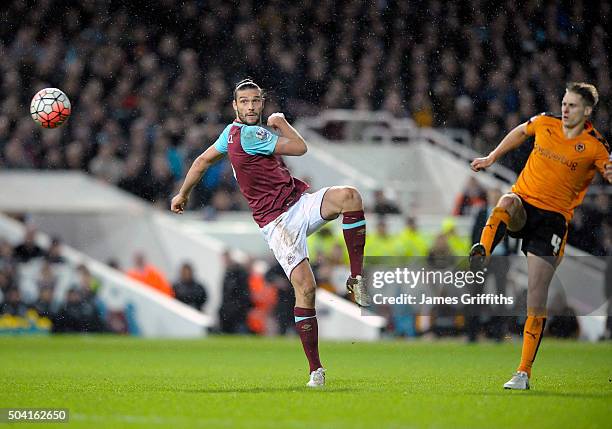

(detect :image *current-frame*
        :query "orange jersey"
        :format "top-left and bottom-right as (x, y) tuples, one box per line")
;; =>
(511, 113), (611, 221)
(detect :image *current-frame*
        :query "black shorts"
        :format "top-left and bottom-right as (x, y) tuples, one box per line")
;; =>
(507, 198), (568, 262)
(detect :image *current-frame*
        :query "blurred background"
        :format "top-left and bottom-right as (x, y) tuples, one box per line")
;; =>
(0, 0), (610, 341)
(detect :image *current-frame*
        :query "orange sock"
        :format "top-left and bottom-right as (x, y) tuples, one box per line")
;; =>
(480, 207), (510, 256)
(517, 310), (547, 377)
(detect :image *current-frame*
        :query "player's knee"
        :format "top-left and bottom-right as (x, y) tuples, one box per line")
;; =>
(340, 186), (362, 207)
(498, 194), (519, 213)
(296, 283), (316, 303)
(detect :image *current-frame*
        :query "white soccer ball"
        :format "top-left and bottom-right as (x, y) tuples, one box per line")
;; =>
(30, 88), (72, 128)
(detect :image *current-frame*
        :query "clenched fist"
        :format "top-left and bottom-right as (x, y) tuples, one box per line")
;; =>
(471, 155), (496, 172)
(171, 193), (189, 214)
(267, 112), (286, 131)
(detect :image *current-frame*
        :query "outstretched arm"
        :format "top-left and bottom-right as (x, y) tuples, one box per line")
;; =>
(471, 122), (530, 172)
(170, 145), (225, 214)
(268, 113), (308, 156)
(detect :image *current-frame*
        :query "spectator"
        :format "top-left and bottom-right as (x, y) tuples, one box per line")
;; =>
(265, 263), (294, 335)
(311, 260), (338, 295)
(0, 270), (13, 302)
(307, 226), (340, 264)
(246, 262), (277, 335)
(32, 286), (56, 320)
(427, 234), (454, 269)
(218, 251), (251, 333)
(74, 264), (101, 302)
(427, 218), (470, 269)
(397, 216), (430, 257)
(37, 261), (58, 290)
(372, 189), (401, 215)
(440, 218), (470, 256)
(13, 227), (45, 262)
(0, 239), (16, 271)
(45, 237), (65, 264)
(107, 259), (121, 270)
(126, 252), (174, 297)
(365, 218), (403, 256)
(140, 153), (175, 207)
(53, 287), (103, 333)
(0, 288), (27, 317)
(88, 142), (125, 185)
(453, 177), (487, 216)
(117, 155), (147, 197)
(173, 262), (208, 311)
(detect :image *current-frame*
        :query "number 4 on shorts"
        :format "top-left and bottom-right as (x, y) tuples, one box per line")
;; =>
(551, 234), (562, 255)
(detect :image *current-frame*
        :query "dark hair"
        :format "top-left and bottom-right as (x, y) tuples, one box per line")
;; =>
(566, 82), (599, 107)
(233, 78), (263, 100)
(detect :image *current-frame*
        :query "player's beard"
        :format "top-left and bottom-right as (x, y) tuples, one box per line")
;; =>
(237, 110), (261, 125)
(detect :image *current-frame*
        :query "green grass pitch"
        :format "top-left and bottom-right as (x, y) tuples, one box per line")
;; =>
(0, 335), (610, 428)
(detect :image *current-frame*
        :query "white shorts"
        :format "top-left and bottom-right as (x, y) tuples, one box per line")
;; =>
(261, 187), (331, 279)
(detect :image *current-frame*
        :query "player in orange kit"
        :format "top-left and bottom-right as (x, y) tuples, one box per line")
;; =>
(469, 82), (612, 390)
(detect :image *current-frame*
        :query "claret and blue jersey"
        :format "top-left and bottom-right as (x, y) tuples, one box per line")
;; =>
(213, 121), (309, 228)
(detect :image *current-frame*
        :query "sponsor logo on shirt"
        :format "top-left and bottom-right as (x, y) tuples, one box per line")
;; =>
(533, 142), (578, 171)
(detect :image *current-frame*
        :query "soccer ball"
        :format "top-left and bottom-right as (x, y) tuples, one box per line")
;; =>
(30, 88), (71, 128)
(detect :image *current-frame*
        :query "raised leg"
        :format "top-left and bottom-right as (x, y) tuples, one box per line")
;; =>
(470, 193), (526, 270)
(320, 186), (370, 306)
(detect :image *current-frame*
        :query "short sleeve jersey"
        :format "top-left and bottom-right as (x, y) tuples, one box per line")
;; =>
(214, 122), (309, 227)
(511, 113), (611, 221)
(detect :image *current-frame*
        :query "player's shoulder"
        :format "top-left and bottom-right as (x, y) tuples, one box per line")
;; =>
(213, 123), (237, 152)
(528, 112), (561, 125)
(218, 123), (235, 137)
(585, 125), (611, 154)
(240, 125), (275, 142)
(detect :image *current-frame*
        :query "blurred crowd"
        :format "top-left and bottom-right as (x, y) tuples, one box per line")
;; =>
(1, 0), (610, 211)
(0, 227), (209, 334)
(0, 229), (104, 333)
(2, 219), (609, 340)
(0, 213), (476, 337)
